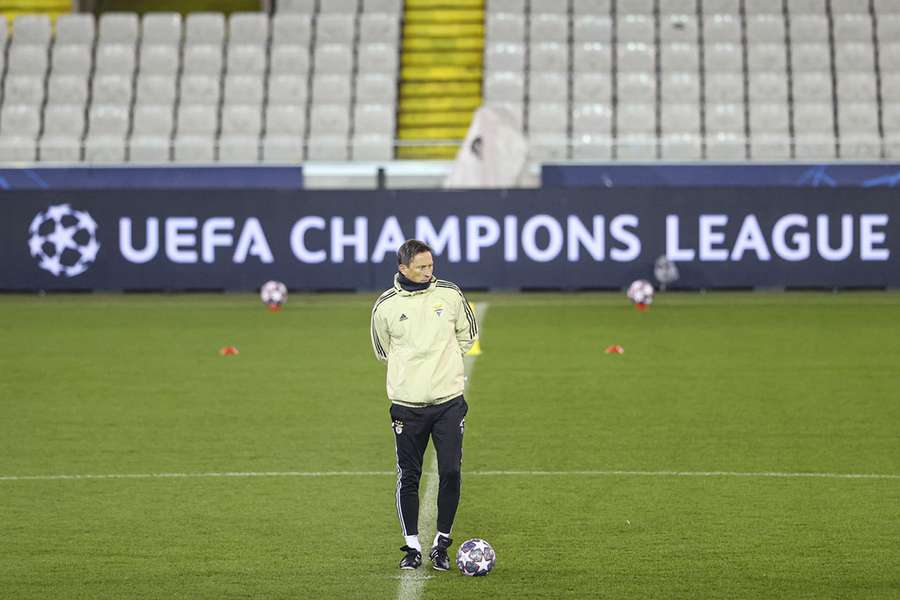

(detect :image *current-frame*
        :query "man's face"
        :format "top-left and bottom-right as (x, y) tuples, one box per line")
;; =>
(399, 251), (433, 283)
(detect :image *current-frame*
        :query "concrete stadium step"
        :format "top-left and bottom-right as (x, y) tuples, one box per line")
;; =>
(398, 0), (483, 160)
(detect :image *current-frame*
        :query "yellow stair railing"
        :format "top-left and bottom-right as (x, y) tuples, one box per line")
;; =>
(2, 0), (70, 23)
(397, 0), (484, 160)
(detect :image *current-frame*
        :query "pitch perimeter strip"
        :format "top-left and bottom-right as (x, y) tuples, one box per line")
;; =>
(397, 302), (489, 600)
(2, 469), (899, 483)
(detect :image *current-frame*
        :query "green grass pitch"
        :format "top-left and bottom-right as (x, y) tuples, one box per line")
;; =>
(1, 292), (898, 599)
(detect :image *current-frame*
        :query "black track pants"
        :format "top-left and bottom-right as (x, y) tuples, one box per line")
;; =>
(390, 396), (468, 537)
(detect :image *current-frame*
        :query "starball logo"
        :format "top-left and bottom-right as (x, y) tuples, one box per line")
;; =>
(28, 204), (101, 278)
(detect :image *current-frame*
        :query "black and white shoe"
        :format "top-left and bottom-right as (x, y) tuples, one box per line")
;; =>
(399, 545), (422, 570)
(429, 536), (452, 571)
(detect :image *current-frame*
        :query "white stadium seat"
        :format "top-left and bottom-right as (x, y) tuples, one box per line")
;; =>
(174, 134), (215, 163)
(228, 12), (269, 44)
(262, 134), (304, 163)
(185, 12), (226, 45)
(98, 12), (139, 45)
(38, 135), (81, 162)
(42, 104), (85, 137)
(272, 14), (312, 46)
(179, 74), (221, 106)
(56, 14), (96, 45)
(218, 134), (260, 163)
(351, 134), (393, 161)
(176, 104), (218, 135)
(141, 12), (182, 45)
(266, 104), (306, 137)
(572, 103), (613, 135)
(129, 135), (172, 163)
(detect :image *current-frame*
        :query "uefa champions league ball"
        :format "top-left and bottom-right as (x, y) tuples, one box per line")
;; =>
(260, 280), (288, 307)
(28, 204), (101, 278)
(456, 538), (496, 577)
(627, 279), (655, 306)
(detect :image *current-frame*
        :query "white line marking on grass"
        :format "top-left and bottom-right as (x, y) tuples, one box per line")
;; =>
(397, 302), (488, 600)
(3, 468), (899, 483)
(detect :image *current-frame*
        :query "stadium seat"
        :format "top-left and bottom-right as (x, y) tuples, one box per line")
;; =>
(879, 43), (900, 73)
(882, 104), (900, 135)
(180, 74), (221, 106)
(617, 15), (653, 43)
(794, 132), (837, 160)
(182, 44), (224, 75)
(306, 134), (349, 160)
(139, 45), (181, 76)
(185, 12), (226, 46)
(266, 104), (306, 136)
(660, 43), (699, 74)
(272, 14), (312, 47)
(882, 73), (900, 100)
(270, 45), (311, 74)
(309, 104), (351, 136)
(278, 0), (315, 13)
(618, 0), (653, 15)
(132, 105), (174, 136)
(98, 12), (139, 45)
(660, 133), (702, 160)
(42, 104), (85, 137)
(47, 75), (88, 107)
(661, 71), (700, 103)
(364, 0), (402, 13)
(573, 16), (612, 43)
(839, 133), (882, 159)
(793, 102), (835, 134)
(312, 74), (352, 104)
(749, 103), (790, 134)
(315, 15), (355, 45)
(91, 74), (134, 106)
(837, 102), (879, 135)
(745, 15), (785, 44)
(83, 135), (127, 163)
(11, 15), (52, 46)
(744, 0), (782, 14)
(571, 103), (612, 135)
(484, 71), (524, 102)
(572, 72), (612, 102)
(318, 0), (358, 13)
(486, 13), (524, 43)
(267, 74), (308, 105)
(750, 133), (791, 160)
(226, 44), (266, 74)
(573, 43), (612, 72)
(571, 134), (612, 160)
(705, 103), (746, 134)
(615, 133), (657, 161)
(359, 13), (400, 44)
(357, 44), (399, 74)
(173, 134), (216, 162)
(229, 12), (269, 44)
(0, 136), (37, 161)
(791, 43), (831, 71)
(218, 134), (260, 163)
(703, 14), (741, 43)
(836, 72), (877, 102)
(790, 15), (829, 42)
(1, 104), (41, 137)
(8, 45), (49, 76)
(572, 0), (611, 15)
(704, 73), (744, 103)
(95, 44), (136, 75)
(885, 134), (900, 159)
(176, 104), (218, 135)
(3, 75), (45, 106)
(530, 14), (567, 42)
(485, 43), (526, 72)
(704, 43), (742, 73)
(87, 105), (129, 137)
(705, 132), (747, 160)
(531, 0), (570, 14)
(262, 134), (304, 162)
(747, 44), (787, 73)
(50, 44), (92, 76)
(224, 74), (264, 106)
(661, 103), (701, 134)
(616, 103), (656, 134)
(56, 14), (96, 45)
(660, 0), (697, 13)
(832, 14), (873, 42)
(659, 14), (698, 44)
(748, 72), (788, 101)
(222, 105), (263, 136)
(617, 72), (655, 103)
(788, 0), (825, 14)
(141, 13), (182, 45)
(129, 135), (171, 163)
(38, 135), (81, 162)
(528, 133), (568, 161)
(486, 0), (525, 13)
(792, 71), (833, 101)
(528, 102), (568, 135)
(351, 134), (393, 161)
(833, 43), (875, 72)
(314, 43), (354, 73)
(530, 42), (568, 72)
(875, 0), (900, 12)
(617, 43), (655, 72)
(485, 102), (524, 130)
(356, 74), (397, 103)
(528, 72), (568, 103)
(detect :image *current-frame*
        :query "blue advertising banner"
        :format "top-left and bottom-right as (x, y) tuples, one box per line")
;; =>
(0, 166), (303, 190)
(542, 163), (900, 188)
(0, 188), (896, 291)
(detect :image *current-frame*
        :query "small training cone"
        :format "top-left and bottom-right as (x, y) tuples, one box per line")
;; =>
(219, 346), (240, 356)
(267, 303), (282, 312)
(604, 344), (625, 354)
(634, 303), (648, 312)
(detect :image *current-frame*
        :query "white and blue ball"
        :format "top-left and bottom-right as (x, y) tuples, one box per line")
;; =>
(456, 538), (496, 576)
(260, 280), (288, 307)
(626, 279), (655, 306)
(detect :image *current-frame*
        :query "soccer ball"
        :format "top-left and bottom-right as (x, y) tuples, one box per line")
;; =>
(627, 279), (655, 306)
(260, 280), (288, 307)
(456, 538), (496, 577)
(28, 204), (100, 278)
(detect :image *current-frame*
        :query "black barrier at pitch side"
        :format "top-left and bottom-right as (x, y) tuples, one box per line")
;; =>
(1, 188), (896, 291)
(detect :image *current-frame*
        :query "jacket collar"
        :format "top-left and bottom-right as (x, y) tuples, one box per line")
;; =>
(393, 273), (437, 296)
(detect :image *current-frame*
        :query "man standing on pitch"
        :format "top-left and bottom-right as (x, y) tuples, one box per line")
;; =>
(370, 239), (479, 571)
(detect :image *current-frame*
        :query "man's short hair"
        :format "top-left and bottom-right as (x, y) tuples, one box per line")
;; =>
(398, 239), (434, 266)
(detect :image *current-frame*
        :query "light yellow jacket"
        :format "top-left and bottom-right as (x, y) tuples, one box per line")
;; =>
(371, 275), (478, 407)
